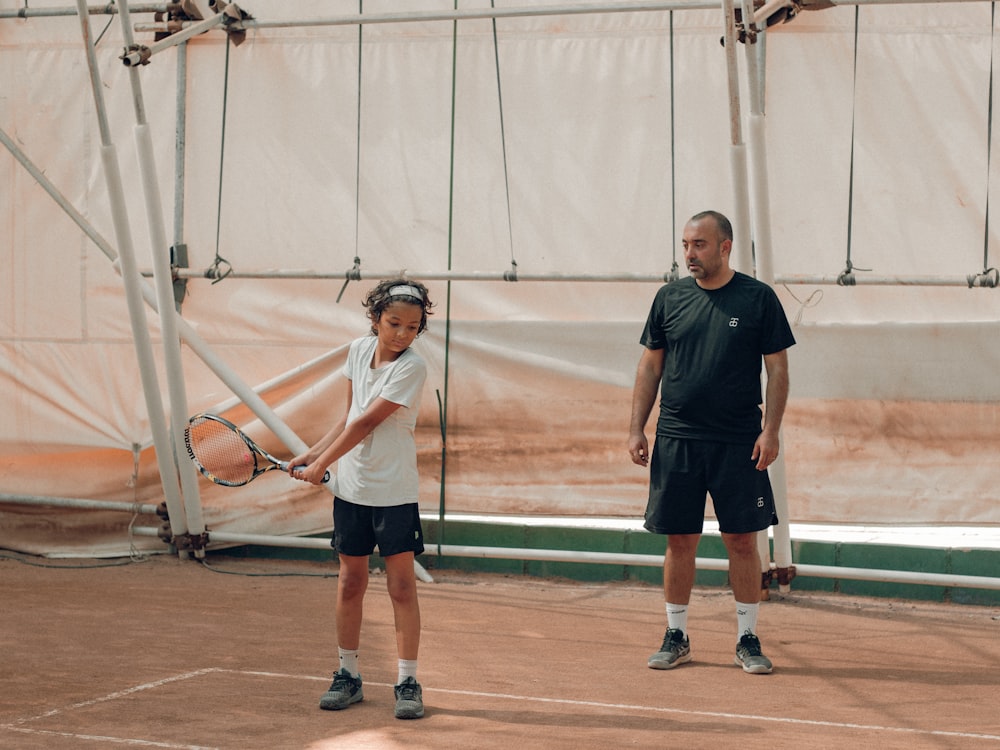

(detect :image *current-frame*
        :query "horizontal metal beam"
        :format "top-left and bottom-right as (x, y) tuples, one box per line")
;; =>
(1, 0), (985, 24)
(0, 3), (165, 19)
(157, 268), (1000, 287)
(128, 526), (1000, 591)
(775, 273), (998, 288)
(0, 492), (160, 515)
(140, 0), (983, 31)
(130, 1), (715, 33)
(151, 267), (674, 283)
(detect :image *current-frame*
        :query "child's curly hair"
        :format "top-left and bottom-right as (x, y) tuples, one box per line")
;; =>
(363, 278), (434, 336)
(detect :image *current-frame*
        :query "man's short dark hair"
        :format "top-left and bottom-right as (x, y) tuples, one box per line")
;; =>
(690, 210), (733, 242)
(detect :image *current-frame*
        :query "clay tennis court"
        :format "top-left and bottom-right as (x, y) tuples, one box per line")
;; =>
(3, 552), (998, 750)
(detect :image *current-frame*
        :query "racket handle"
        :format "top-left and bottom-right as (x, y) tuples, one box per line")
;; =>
(291, 464), (331, 483)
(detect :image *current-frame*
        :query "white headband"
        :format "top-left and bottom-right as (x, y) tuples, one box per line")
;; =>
(389, 284), (422, 299)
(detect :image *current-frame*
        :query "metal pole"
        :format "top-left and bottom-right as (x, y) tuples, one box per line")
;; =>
(737, 0), (794, 592)
(1, 119), (431, 579)
(0, 0), (986, 23)
(775, 274), (999, 287)
(120, 12), (224, 66)
(118, 0), (207, 548)
(174, 41), (188, 256)
(0, 493), (160, 515)
(117, 0), (989, 33)
(155, 268), (675, 282)
(73, 0), (190, 547)
(133, 1), (715, 32)
(145, 267), (1000, 287)
(720, 0), (752, 275)
(0, 4), (165, 20)
(128, 526), (1000, 591)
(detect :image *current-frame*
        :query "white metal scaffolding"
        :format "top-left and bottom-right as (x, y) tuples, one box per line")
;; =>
(2, 0), (998, 594)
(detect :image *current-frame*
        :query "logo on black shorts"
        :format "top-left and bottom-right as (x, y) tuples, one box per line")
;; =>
(756, 497), (764, 508)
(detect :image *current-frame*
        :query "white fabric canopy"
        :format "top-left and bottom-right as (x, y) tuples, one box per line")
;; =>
(2, 0), (999, 556)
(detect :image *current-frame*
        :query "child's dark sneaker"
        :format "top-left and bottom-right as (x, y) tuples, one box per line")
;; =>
(393, 676), (424, 719)
(319, 668), (363, 710)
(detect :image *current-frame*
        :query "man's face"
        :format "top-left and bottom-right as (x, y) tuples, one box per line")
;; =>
(682, 218), (731, 287)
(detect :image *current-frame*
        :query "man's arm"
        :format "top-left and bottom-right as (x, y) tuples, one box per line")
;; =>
(629, 346), (664, 466)
(752, 348), (790, 470)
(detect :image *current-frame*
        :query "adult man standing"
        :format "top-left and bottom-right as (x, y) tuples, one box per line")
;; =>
(629, 210), (795, 674)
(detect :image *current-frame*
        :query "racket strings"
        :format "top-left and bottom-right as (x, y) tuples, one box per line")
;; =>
(187, 418), (257, 485)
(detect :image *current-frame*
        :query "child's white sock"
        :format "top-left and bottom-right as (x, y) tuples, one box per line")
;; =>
(397, 659), (418, 684)
(338, 647), (360, 677)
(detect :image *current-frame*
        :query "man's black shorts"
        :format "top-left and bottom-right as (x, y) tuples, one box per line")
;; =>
(332, 497), (425, 557)
(643, 436), (778, 535)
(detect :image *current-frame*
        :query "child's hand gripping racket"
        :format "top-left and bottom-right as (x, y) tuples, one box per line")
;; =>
(184, 413), (330, 487)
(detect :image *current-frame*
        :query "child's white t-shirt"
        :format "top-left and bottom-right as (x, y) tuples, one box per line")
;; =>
(333, 335), (427, 507)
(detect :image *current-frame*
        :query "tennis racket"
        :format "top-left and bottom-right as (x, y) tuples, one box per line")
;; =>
(184, 413), (330, 487)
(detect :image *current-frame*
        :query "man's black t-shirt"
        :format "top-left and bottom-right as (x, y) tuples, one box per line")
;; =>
(639, 272), (795, 443)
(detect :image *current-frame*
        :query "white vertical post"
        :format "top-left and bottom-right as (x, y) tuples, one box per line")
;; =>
(117, 0), (206, 548)
(740, 0), (793, 591)
(74, 1), (190, 546)
(721, 0), (752, 275)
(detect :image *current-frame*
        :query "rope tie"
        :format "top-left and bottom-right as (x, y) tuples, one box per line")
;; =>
(503, 259), (518, 282)
(783, 284), (824, 325)
(835, 258), (861, 286)
(336, 257), (362, 303)
(967, 267), (999, 288)
(666, 260), (680, 283)
(206, 255), (233, 284)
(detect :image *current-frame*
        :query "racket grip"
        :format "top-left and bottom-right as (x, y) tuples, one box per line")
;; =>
(291, 464), (331, 484)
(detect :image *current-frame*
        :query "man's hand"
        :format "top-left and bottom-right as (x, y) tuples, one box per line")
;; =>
(751, 429), (780, 471)
(629, 433), (649, 466)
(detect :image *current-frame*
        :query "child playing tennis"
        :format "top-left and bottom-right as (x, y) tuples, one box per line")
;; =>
(289, 278), (434, 720)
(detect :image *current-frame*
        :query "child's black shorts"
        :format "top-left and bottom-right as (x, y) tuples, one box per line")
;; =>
(332, 497), (425, 557)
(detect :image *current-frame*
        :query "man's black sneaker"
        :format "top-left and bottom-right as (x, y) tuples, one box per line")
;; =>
(735, 632), (773, 674)
(647, 627), (692, 670)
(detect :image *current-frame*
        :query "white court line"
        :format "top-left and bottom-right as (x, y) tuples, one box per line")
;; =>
(0, 726), (217, 750)
(2, 668), (221, 750)
(4, 667), (999, 747)
(249, 669), (1000, 744)
(7, 668), (218, 726)
(425, 684), (1000, 743)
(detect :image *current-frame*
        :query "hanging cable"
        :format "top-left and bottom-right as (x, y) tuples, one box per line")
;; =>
(667, 10), (679, 283)
(208, 35), (234, 284)
(338, 1), (366, 304)
(438, 5), (461, 554)
(490, 0), (518, 281)
(839, 7), (870, 287)
(127, 442), (150, 562)
(970, 3), (999, 288)
(355, 1), (363, 262)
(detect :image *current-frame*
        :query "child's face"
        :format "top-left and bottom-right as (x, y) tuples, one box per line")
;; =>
(374, 301), (423, 357)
